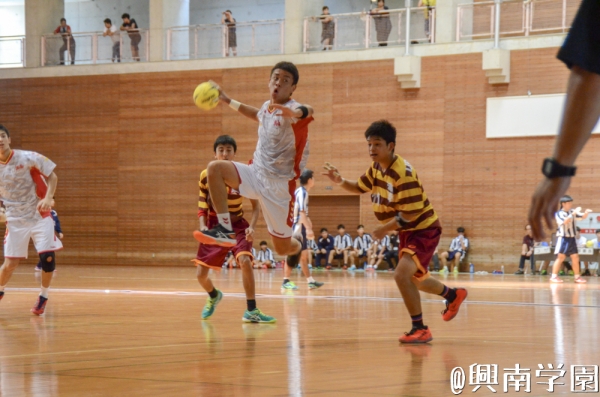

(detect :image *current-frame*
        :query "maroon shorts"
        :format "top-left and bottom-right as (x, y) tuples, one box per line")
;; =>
(399, 226), (442, 280)
(196, 216), (253, 269)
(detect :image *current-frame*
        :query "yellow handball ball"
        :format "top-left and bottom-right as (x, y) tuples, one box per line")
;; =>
(193, 82), (219, 111)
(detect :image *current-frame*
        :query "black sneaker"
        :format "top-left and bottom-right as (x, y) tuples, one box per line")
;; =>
(514, 269), (524, 275)
(0, 291), (4, 301)
(193, 224), (236, 247)
(582, 269), (591, 277)
(286, 237), (303, 268)
(308, 281), (324, 289)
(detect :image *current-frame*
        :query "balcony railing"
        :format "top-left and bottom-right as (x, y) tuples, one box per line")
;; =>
(456, 0), (577, 41)
(0, 36), (25, 68)
(303, 7), (436, 52)
(166, 19), (284, 60)
(41, 29), (149, 66)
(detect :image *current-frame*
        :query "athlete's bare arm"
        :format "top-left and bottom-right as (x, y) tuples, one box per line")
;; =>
(372, 219), (397, 240)
(271, 104), (314, 119)
(37, 172), (57, 213)
(245, 199), (260, 243)
(199, 215), (208, 231)
(299, 211), (314, 239)
(321, 162), (363, 194)
(209, 80), (260, 121)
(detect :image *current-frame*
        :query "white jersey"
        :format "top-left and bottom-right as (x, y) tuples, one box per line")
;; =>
(256, 248), (275, 262)
(354, 234), (373, 251)
(0, 150), (56, 222)
(292, 186), (308, 227)
(253, 99), (312, 180)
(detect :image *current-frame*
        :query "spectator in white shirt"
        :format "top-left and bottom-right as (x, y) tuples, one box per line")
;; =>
(439, 227), (469, 274)
(329, 224), (353, 269)
(103, 18), (120, 62)
(254, 241), (275, 269)
(373, 234), (390, 270)
(351, 224), (373, 270)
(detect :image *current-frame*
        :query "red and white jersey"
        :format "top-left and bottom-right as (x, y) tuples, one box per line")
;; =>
(253, 99), (313, 180)
(0, 150), (56, 221)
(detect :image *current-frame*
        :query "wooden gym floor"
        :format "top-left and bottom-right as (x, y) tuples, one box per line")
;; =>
(0, 265), (598, 396)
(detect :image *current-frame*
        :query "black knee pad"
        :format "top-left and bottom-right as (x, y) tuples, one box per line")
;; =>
(40, 252), (56, 273)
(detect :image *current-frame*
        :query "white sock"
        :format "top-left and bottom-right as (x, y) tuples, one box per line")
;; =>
(307, 277), (315, 283)
(217, 213), (233, 231)
(40, 287), (49, 298)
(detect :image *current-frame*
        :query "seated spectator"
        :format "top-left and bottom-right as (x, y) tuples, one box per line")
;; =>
(576, 227), (591, 276)
(329, 224), (353, 269)
(431, 246), (441, 272)
(315, 228), (334, 268)
(383, 230), (399, 270)
(439, 227), (469, 273)
(515, 225), (536, 275)
(351, 224), (374, 270)
(254, 241), (275, 269)
(373, 234), (390, 270)
(223, 250), (236, 268)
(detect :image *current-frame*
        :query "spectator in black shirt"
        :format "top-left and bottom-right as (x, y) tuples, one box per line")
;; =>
(315, 228), (334, 268)
(121, 13), (141, 61)
(384, 230), (399, 270)
(221, 10), (237, 57)
(515, 225), (536, 274)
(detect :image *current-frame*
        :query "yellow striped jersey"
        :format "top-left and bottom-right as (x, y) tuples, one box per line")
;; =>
(357, 155), (438, 231)
(198, 169), (244, 219)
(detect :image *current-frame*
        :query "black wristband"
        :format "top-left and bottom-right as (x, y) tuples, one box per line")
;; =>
(541, 158), (576, 178)
(297, 106), (309, 119)
(395, 213), (409, 229)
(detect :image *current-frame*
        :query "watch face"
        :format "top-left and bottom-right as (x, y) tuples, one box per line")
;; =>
(543, 161), (553, 175)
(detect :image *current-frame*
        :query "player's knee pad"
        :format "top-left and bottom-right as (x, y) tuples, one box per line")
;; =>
(39, 252), (56, 273)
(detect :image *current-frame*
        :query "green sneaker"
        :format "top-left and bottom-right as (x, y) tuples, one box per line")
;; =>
(201, 289), (223, 320)
(540, 270), (547, 275)
(568, 270), (574, 276)
(453, 267), (459, 274)
(308, 281), (324, 289)
(282, 280), (298, 290)
(243, 308), (276, 323)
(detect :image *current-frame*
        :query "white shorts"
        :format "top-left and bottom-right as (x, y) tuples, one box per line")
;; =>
(4, 216), (63, 259)
(233, 162), (295, 239)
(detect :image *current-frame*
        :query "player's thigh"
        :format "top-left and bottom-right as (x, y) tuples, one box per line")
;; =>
(4, 220), (34, 259)
(394, 253), (419, 278)
(257, 178), (293, 238)
(31, 217), (63, 254)
(231, 162), (263, 200)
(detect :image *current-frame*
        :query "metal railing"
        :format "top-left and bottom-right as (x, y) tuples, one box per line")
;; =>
(166, 19), (284, 60)
(456, 0), (576, 41)
(0, 36), (25, 68)
(303, 7), (436, 52)
(41, 29), (149, 66)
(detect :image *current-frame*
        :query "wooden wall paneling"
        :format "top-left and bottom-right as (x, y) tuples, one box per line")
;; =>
(308, 195), (360, 238)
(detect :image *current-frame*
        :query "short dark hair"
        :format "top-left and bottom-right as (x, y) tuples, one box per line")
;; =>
(299, 169), (313, 185)
(357, 224), (364, 229)
(226, 9), (232, 13)
(576, 227), (581, 232)
(595, 229), (600, 234)
(260, 241), (267, 246)
(320, 228), (328, 233)
(323, 6), (329, 11)
(337, 224), (345, 230)
(213, 135), (237, 153)
(122, 13), (130, 19)
(457, 227), (465, 233)
(60, 18), (66, 22)
(0, 125), (9, 137)
(104, 18), (112, 24)
(559, 195), (573, 207)
(271, 61), (299, 85)
(364, 120), (396, 146)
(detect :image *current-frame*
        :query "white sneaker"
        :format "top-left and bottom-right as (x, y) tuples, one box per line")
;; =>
(549, 276), (563, 283)
(574, 277), (587, 284)
(34, 266), (41, 272)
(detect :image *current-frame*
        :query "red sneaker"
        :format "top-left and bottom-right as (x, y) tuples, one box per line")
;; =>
(326, 265), (331, 270)
(31, 296), (48, 316)
(442, 288), (468, 321)
(399, 326), (433, 344)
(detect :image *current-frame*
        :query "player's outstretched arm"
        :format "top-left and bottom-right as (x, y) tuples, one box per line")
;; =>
(209, 80), (260, 122)
(37, 172), (57, 213)
(322, 162), (363, 194)
(271, 104), (314, 120)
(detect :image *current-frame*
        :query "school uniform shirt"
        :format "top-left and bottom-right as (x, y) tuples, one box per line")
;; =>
(448, 235), (469, 255)
(307, 238), (318, 251)
(353, 234), (373, 253)
(256, 248), (274, 262)
(334, 233), (353, 250)
(379, 235), (390, 253)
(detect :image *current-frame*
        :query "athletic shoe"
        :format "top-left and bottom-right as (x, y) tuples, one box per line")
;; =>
(193, 225), (236, 247)
(282, 281), (298, 290)
(326, 265), (332, 270)
(242, 309), (276, 323)
(286, 238), (303, 268)
(574, 277), (587, 284)
(441, 267), (449, 274)
(549, 276), (563, 283)
(453, 267), (459, 274)
(442, 288), (468, 322)
(582, 269), (591, 277)
(558, 270), (565, 275)
(201, 289), (223, 319)
(514, 269), (524, 275)
(31, 296), (48, 316)
(308, 264), (312, 269)
(540, 270), (548, 275)
(308, 281), (324, 289)
(568, 270), (575, 276)
(399, 326), (433, 344)
(34, 266), (42, 272)
(342, 265), (347, 270)
(0, 291), (4, 301)
(348, 265), (357, 271)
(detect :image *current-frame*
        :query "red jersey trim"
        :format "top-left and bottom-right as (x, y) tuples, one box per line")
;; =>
(291, 116), (313, 179)
(0, 150), (14, 165)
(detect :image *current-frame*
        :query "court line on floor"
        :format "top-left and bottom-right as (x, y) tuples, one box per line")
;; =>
(4, 287), (600, 309)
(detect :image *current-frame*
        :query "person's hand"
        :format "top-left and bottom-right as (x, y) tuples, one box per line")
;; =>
(245, 227), (255, 243)
(574, 206), (582, 214)
(199, 225), (208, 232)
(372, 226), (386, 240)
(37, 197), (53, 213)
(585, 209), (593, 213)
(58, 233), (64, 239)
(322, 162), (343, 184)
(208, 80), (230, 104)
(528, 177), (571, 240)
(271, 104), (302, 119)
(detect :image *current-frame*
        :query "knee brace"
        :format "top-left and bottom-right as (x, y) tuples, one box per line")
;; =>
(39, 252), (56, 273)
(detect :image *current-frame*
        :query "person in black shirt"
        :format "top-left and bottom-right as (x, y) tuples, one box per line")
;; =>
(221, 10), (237, 57)
(384, 230), (399, 270)
(121, 13), (141, 61)
(515, 225), (535, 275)
(315, 228), (334, 268)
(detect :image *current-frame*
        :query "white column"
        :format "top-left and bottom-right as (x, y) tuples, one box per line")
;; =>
(149, 0), (190, 62)
(435, 0), (469, 43)
(284, 0), (323, 54)
(25, 0), (64, 68)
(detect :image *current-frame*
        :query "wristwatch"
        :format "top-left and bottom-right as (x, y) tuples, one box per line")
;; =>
(541, 158), (576, 178)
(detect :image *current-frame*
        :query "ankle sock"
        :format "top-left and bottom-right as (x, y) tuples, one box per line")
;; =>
(307, 277), (315, 283)
(217, 213), (233, 231)
(40, 287), (49, 299)
(208, 288), (218, 299)
(411, 313), (425, 329)
(440, 286), (457, 303)
(247, 299), (257, 311)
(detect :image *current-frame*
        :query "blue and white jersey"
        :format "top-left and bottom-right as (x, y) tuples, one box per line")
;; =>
(256, 248), (275, 262)
(354, 234), (373, 251)
(555, 209), (578, 238)
(378, 235), (390, 252)
(334, 233), (353, 250)
(307, 238), (318, 251)
(449, 235), (469, 255)
(292, 186), (309, 228)
(252, 247), (256, 258)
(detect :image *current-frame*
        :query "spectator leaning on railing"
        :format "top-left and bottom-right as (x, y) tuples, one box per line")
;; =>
(369, 0), (391, 47)
(418, 0), (436, 42)
(54, 18), (75, 65)
(221, 10), (237, 57)
(314, 6), (334, 51)
(103, 18), (120, 63)
(121, 13), (141, 61)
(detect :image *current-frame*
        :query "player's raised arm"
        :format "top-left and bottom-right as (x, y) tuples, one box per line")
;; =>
(209, 80), (260, 122)
(271, 103), (314, 120)
(321, 162), (364, 194)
